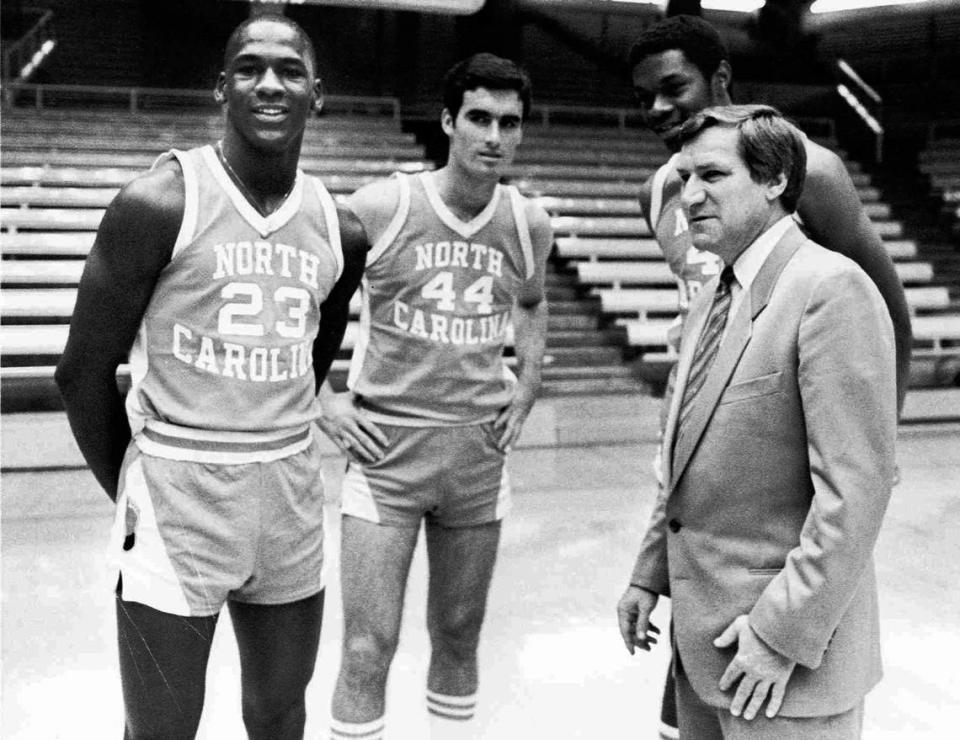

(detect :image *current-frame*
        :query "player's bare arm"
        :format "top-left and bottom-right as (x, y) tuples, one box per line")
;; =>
(315, 182), (400, 461)
(798, 140), (912, 411)
(311, 204), (369, 387)
(638, 172), (656, 234)
(495, 200), (552, 450)
(55, 162), (183, 500)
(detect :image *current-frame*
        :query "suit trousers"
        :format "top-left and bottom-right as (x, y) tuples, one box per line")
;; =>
(674, 664), (864, 740)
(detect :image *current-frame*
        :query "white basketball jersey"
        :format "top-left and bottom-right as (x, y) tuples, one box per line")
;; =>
(125, 145), (343, 462)
(348, 172), (536, 425)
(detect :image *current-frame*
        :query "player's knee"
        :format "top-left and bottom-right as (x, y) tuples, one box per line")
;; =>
(241, 692), (306, 738)
(341, 632), (397, 682)
(428, 605), (483, 659)
(125, 713), (201, 740)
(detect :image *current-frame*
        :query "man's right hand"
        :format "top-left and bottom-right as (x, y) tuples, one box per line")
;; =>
(317, 390), (388, 462)
(616, 585), (660, 655)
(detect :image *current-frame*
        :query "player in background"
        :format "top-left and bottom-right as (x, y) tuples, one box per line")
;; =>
(318, 53), (552, 740)
(634, 15), (911, 413)
(626, 14), (912, 740)
(55, 14), (367, 739)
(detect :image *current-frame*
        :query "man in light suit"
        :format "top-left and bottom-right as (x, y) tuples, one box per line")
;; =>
(616, 104), (897, 739)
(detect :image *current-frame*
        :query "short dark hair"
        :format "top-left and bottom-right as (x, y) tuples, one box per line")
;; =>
(442, 52), (532, 120)
(223, 13), (317, 78)
(628, 15), (728, 83)
(678, 104), (807, 213)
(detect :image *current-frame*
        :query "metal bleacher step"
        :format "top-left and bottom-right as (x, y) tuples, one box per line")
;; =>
(0, 167), (378, 196)
(543, 345), (624, 365)
(548, 313), (601, 331)
(547, 328), (624, 348)
(545, 284), (580, 302)
(505, 163), (653, 182)
(547, 298), (601, 317)
(0, 151), (433, 177)
(541, 363), (636, 381)
(540, 375), (644, 396)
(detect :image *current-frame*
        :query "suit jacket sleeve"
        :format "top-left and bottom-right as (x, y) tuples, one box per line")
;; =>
(748, 264), (897, 669)
(629, 482), (671, 596)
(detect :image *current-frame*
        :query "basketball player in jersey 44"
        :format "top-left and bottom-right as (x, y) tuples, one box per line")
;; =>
(55, 14), (367, 740)
(318, 54), (553, 740)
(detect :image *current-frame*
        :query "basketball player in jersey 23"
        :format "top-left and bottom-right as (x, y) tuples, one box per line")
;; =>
(318, 54), (553, 740)
(56, 14), (366, 739)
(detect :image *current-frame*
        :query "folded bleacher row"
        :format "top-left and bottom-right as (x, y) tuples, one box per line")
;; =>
(3, 108), (959, 416)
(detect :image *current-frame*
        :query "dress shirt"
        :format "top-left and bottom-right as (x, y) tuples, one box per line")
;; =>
(722, 214), (796, 342)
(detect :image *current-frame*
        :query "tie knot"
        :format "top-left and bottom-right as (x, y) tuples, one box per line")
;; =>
(718, 266), (735, 294)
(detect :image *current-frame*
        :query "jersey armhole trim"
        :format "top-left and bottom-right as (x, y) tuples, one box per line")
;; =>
(648, 159), (672, 233)
(311, 177), (344, 282)
(508, 186), (536, 281)
(156, 149), (197, 259)
(367, 173), (409, 266)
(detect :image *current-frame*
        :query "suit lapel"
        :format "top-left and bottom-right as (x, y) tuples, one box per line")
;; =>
(668, 225), (807, 490)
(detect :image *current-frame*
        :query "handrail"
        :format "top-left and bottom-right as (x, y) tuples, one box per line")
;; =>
(834, 58), (884, 164)
(1, 9), (56, 83)
(1, 82), (402, 120)
(836, 59), (881, 106)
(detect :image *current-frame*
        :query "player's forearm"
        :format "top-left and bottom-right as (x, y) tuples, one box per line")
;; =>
(511, 299), (548, 394)
(55, 364), (130, 501)
(312, 311), (349, 391)
(849, 232), (912, 411)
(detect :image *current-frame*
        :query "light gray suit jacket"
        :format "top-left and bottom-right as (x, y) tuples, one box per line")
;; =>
(630, 224), (897, 716)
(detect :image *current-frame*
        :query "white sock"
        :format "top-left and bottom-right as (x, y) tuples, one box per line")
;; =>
(426, 690), (477, 738)
(659, 721), (680, 740)
(330, 715), (385, 740)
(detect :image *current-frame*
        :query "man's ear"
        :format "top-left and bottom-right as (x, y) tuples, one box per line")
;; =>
(766, 171), (788, 202)
(711, 60), (732, 102)
(313, 78), (324, 114)
(213, 72), (227, 105)
(440, 107), (454, 136)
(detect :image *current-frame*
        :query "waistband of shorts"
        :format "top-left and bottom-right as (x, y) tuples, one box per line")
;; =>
(135, 420), (313, 464)
(357, 402), (497, 428)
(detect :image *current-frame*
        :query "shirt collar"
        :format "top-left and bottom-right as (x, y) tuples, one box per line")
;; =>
(730, 215), (795, 292)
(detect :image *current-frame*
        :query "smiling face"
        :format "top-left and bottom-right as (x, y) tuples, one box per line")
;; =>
(442, 87), (523, 180)
(632, 49), (729, 153)
(216, 19), (320, 154)
(675, 125), (787, 264)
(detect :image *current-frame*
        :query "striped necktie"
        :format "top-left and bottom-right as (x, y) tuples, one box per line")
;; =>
(677, 265), (735, 432)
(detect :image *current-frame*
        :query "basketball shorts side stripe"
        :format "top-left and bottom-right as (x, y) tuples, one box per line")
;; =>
(108, 453), (193, 615)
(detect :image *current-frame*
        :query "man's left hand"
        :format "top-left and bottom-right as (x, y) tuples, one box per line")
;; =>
(715, 615), (796, 720)
(494, 383), (537, 451)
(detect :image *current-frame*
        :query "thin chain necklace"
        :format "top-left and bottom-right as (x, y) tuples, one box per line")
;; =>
(215, 140), (295, 216)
